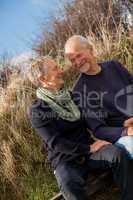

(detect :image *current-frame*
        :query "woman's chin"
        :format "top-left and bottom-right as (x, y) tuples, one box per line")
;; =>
(58, 81), (65, 90)
(50, 82), (64, 92)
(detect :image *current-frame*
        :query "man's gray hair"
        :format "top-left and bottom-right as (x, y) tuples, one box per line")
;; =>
(65, 35), (93, 52)
(78, 35), (89, 45)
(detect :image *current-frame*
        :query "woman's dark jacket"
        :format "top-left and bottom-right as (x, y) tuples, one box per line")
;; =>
(27, 95), (95, 169)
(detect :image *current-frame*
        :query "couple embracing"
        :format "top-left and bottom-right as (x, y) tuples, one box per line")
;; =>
(27, 35), (133, 200)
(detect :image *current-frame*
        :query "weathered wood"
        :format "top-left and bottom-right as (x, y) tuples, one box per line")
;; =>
(50, 193), (63, 200)
(50, 171), (113, 200)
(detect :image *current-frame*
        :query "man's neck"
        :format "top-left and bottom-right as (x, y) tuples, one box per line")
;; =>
(85, 63), (102, 75)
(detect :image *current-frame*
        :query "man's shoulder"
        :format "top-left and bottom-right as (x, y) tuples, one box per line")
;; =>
(99, 59), (119, 68)
(72, 60), (115, 86)
(103, 60), (129, 74)
(99, 60), (126, 75)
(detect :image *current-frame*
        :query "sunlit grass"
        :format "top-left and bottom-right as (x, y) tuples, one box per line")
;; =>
(0, 0), (132, 199)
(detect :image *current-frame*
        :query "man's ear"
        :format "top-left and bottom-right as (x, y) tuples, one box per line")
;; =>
(86, 37), (98, 58)
(92, 47), (98, 59)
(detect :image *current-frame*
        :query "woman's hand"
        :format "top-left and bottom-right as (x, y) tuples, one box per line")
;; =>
(124, 118), (133, 127)
(90, 140), (111, 153)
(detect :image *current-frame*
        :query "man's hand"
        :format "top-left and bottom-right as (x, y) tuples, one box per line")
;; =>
(124, 118), (133, 127)
(90, 140), (111, 153)
(127, 127), (133, 136)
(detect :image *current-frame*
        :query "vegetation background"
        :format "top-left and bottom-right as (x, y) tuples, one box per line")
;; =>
(0, 0), (132, 199)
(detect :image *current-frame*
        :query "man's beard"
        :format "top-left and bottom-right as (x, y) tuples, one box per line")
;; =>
(79, 62), (91, 73)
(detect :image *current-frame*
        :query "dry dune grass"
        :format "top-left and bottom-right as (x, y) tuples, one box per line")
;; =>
(0, 0), (132, 199)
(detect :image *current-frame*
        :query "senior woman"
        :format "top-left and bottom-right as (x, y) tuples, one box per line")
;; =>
(27, 56), (133, 200)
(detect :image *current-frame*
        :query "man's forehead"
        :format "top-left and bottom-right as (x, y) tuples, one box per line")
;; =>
(65, 47), (87, 55)
(65, 41), (88, 54)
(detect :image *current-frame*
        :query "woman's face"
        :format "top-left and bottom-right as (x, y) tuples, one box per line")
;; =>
(38, 59), (64, 91)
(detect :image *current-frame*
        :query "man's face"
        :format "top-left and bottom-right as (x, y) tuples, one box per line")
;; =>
(65, 46), (95, 73)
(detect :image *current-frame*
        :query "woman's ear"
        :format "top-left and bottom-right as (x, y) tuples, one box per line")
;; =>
(37, 75), (48, 88)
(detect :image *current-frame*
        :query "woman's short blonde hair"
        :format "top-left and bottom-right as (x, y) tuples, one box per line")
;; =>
(27, 56), (51, 87)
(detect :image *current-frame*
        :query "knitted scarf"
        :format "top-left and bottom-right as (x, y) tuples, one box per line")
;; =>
(36, 87), (81, 121)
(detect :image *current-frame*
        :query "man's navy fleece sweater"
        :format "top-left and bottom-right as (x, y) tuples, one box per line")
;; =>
(72, 60), (133, 143)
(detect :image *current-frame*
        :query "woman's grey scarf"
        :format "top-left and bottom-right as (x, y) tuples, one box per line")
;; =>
(36, 87), (81, 121)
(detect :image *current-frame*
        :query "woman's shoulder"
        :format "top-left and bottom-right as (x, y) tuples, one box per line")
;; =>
(27, 98), (51, 128)
(28, 98), (46, 115)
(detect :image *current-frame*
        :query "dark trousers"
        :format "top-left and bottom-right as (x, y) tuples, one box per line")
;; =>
(54, 144), (133, 200)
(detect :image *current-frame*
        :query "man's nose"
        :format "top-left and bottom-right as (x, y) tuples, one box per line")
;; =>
(75, 58), (82, 66)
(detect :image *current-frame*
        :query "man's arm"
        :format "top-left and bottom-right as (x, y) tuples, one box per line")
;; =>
(115, 60), (133, 130)
(94, 126), (125, 143)
(84, 113), (125, 143)
(72, 86), (125, 143)
(85, 111), (133, 143)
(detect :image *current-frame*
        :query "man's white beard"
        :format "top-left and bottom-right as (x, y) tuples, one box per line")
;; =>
(79, 62), (91, 73)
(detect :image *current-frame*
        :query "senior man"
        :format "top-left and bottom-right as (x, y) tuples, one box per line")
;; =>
(64, 35), (133, 158)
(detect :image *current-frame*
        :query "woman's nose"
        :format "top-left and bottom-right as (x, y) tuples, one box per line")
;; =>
(59, 69), (64, 75)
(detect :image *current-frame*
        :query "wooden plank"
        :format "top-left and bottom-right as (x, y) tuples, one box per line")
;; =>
(50, 193), (63, 200)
